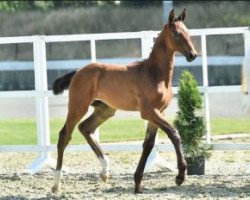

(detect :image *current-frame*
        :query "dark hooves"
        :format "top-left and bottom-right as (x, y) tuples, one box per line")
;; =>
(51, 185), (59, 193)
(134, 188), (143, 194)
(175, 175), (185, 186)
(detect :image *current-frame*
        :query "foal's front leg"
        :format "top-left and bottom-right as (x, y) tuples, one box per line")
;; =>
(134, 122), (157, 193)
(140, 108), (187, 189)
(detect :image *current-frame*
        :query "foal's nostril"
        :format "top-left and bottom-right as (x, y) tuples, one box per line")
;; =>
(189, 52), (197, 60)
(186, 51), (197, 62)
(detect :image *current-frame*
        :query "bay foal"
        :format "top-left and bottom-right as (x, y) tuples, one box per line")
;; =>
(52, 9), (197, 194)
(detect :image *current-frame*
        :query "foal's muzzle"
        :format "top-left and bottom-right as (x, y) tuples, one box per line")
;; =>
(186, 51), (197, 62)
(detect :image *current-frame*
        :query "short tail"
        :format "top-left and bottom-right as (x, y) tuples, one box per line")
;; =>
(52, 71), (77, 95)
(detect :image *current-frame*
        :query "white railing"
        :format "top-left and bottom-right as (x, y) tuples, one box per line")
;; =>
(0, 27), (250, 174)
(0, 56), (244, 70)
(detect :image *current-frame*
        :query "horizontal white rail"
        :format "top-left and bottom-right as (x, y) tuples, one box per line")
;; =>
(45, 32), (146, 42)
(0, 56), (244, 71)
(0, 36), (35, 44)
(0, 27), (248, 44)
(189, 27), (249, 36)
(0, 90), (51, 98)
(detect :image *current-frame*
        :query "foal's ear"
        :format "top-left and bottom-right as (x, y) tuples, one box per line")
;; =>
(168, 9), (175, 24)
(177, 8), (187, 21)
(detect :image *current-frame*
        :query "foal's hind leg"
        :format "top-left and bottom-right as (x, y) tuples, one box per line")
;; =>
(52, 110), (87, 193)
(78, 101), (116, 182)
(52, 89), (95, 193)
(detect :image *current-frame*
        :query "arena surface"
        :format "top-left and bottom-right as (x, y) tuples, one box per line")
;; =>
(0, 150), (250, 200)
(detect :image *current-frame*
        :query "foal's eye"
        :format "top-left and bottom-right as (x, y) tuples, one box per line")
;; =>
(172, 31), (180, 39)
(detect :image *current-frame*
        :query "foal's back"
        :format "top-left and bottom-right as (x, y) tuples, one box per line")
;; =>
(72, 62), (143, 111)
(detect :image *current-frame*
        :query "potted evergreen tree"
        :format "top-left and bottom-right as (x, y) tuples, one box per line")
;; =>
(174, 70), (212, 175)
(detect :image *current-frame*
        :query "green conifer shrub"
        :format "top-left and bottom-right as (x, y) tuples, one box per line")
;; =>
(174, 70), (211, 160)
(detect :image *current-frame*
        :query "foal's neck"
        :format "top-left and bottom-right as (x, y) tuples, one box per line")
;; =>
(146, 32), (175, 88)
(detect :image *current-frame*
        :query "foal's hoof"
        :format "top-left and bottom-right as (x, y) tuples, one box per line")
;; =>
(51, 185), (59, 193)
(175, 175), (185, 186)
(134, 188), (143, 194)
(100, 173), (109, 182)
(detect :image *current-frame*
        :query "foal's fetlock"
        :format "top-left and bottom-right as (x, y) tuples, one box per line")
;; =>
(134, 185), (143, 194)
(179, 159), (187, 174)
(52, 170), (62, 193)
(99, 155), (110, 182)
(175, 160), (187, 186)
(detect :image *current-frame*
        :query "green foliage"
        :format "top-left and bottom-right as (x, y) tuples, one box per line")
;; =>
(0, 1), (54, 11)
(174, 70), (212, 159)
(0, 1), (161, 12)
(0, 1), (31, 11)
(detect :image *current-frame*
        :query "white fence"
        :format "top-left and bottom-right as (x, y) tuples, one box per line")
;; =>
(0, 27), (250, 173)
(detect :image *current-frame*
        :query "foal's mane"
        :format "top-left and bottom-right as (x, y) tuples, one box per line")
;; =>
(149, 31), (166, 59)
(128, 32), (165, 69)
(129, 27), (167, 68)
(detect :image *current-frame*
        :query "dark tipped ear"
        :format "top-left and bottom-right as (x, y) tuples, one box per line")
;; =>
(168, 9), (175, 24)
(177, 8), (187, 21)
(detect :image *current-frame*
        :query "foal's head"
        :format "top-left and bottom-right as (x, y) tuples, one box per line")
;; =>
(163, 9), (197, 62)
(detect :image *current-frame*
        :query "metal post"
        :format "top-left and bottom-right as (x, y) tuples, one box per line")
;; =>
(201, 34), (211, 144)
(25, 36), (55, 174)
